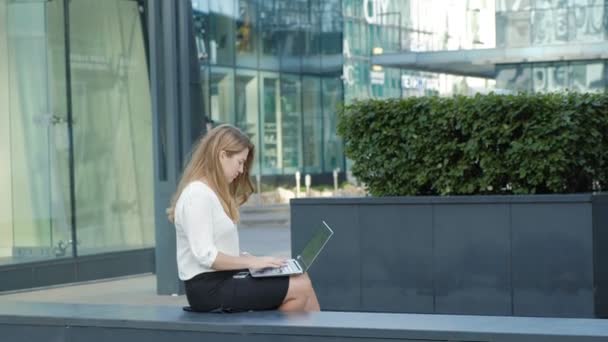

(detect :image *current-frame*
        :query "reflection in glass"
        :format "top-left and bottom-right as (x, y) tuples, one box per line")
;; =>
(302, 76), (323, 173)
(69, 0), (154, 255)
(301, 0), (321, 73)
(209, 0), (235, 66)
(260, 72), (281, 174)
(235, 69), (260, 174)
(496, 64), (532, 93)
(209, 67), (235, 125)
(280, 74), (302, 173)
(192, 0), (210, 63)
(236, 0), (257, 68)
(322, 76), (344, 173)
(1, 0), (73, 265)
(278, 0), (305, 72)
(259, 0), (279, 70)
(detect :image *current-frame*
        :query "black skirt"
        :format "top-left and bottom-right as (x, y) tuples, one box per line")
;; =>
(184, 270), (289, 313)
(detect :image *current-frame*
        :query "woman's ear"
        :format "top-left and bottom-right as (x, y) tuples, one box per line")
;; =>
(219, 150), (227, 160)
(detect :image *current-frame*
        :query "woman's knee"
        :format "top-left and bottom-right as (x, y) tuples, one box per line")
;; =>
(287, 273), (313, 297)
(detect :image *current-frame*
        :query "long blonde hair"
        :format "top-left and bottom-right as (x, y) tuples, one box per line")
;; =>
(167, 124), (255, 223)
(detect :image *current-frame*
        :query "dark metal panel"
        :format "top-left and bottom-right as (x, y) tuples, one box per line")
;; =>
(434, 204), (511, 315)
(512, 203), (594, 317)
(0, 249), (154, 293)
(69, 327), (226, 342)
(69, 327), (427, 342)
(76, 249), (155, 282)
(0, 267), (33, 292)
(149, 0), (183, 296)
(290, 203), (361, 311)
(592, 196), (608, 318)
(290, 194), (596, 205)
(359, 204), (434, 313)
(0, 324), (65, 342)
(33, 262), (76, 288)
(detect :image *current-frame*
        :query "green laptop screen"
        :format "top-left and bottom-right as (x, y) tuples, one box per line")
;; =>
(297, 222), (333, 271)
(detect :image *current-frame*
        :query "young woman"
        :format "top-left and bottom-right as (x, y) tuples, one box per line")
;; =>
(167, 124), (320, 312)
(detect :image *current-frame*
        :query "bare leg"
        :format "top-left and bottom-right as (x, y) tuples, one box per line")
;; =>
(278, 273), (319, 312)
(304, 287), (320, 311)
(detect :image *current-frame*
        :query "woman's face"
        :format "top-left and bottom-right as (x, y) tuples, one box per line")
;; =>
(220, 148), (249, 183)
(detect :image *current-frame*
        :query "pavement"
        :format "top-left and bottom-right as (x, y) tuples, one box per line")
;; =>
(0, 210), (291, 307)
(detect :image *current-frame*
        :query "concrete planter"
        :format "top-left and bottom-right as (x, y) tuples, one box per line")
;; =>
(290, 194), (608, 318)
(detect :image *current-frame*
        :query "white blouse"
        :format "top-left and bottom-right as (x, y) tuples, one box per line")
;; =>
(174, 181), (240, 281)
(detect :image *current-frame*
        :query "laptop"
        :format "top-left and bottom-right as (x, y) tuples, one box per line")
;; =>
(249, 220), (334, 278)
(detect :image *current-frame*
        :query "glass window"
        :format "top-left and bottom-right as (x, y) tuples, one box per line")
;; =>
(322, 76), (344, 173)
(209, 67), (235, 125)
(496, 64), (532, 93)
(260, 72), (281, 174)
(209, 0), (235, 66)
(192, 0), (210, 64)
(320, 0), (343, 73)
(259, 0), (279, 70)
(302, 76), (323, 173)
(69, 0), (155, 255)
(1, 0), (74, 265)
(0, 0), (10, 264)
(236, 0), (258, 68)
(570, 62), (605, 92)
(301, 0), (321, 74)
(277, 0), (305, 73)
(235, 69), (260, 174)
(280, 74), (302, 173)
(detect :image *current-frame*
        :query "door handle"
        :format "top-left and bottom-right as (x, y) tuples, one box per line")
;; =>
(33, 114), (71, 126)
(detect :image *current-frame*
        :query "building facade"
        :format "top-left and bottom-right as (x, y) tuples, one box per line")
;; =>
(1, 0), (606, 290)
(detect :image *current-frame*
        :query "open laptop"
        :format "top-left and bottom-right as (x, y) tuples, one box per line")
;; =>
(249, 220), (334, 278)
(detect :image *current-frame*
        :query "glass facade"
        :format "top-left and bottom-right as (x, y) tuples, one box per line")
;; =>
(0, 0), (154, 266)
(191, 0), (345, 177)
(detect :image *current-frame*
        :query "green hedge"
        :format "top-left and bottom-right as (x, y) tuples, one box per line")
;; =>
(337, 92), (608, 196)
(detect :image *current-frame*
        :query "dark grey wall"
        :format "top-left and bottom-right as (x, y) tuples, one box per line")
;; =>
(0, 249), (154, 293)
(291, 194), (608, 318)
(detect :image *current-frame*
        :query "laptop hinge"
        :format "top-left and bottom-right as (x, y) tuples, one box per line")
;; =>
(296, 255), (308, 271)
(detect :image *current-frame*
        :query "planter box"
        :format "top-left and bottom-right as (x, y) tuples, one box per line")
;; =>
(290, 194), (608, 318)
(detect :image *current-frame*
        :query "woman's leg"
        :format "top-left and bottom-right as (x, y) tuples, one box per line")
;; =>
(278, 273), (320, 312)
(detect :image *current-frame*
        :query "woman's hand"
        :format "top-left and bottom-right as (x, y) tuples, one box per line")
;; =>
(246, 255), (286, 270)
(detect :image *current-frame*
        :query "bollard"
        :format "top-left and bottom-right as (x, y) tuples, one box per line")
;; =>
(256, 173), (262, 204)
(305, 174), (311, 197)
(295, 171), (301, 198)
(333, 168), (340, 195)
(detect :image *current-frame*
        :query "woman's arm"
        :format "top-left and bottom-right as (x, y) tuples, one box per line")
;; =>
(211, 252), (285, 271)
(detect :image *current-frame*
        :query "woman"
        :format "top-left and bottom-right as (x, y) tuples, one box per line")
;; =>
(167, 124), (320, 312)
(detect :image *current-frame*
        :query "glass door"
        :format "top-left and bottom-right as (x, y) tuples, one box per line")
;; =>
(68, 0), (155, 255)
(1, 0), (73, 264)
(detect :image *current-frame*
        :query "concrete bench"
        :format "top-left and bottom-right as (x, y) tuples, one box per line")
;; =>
(1, 301), (608, 342)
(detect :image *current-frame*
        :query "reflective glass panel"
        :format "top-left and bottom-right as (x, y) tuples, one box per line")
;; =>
(235, 69), (260, 174)
(209, 66), (235, 125)
(209, 0), (236, 66)
(322, 76), (344, 172)
(302, 76), (323, 173)
(260, 72), (281, 174)
(236, 0), (258, 68)
(69, 0), (155, 255)
(280, 74), (302, 173)
(1, 0), (73, 265)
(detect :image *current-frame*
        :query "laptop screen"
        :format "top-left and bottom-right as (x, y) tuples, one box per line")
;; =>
(296, 221), (334, 271)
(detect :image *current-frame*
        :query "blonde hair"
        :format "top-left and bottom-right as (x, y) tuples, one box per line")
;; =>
(167, 124), (255, 223)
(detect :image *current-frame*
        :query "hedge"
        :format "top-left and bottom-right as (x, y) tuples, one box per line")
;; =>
(337, 92), (608, 196)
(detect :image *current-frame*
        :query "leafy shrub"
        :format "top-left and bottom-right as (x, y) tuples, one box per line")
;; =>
(337, 92), (608, 196)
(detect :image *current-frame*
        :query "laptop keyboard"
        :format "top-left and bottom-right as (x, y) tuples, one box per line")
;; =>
(259, 260), (298, 275)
